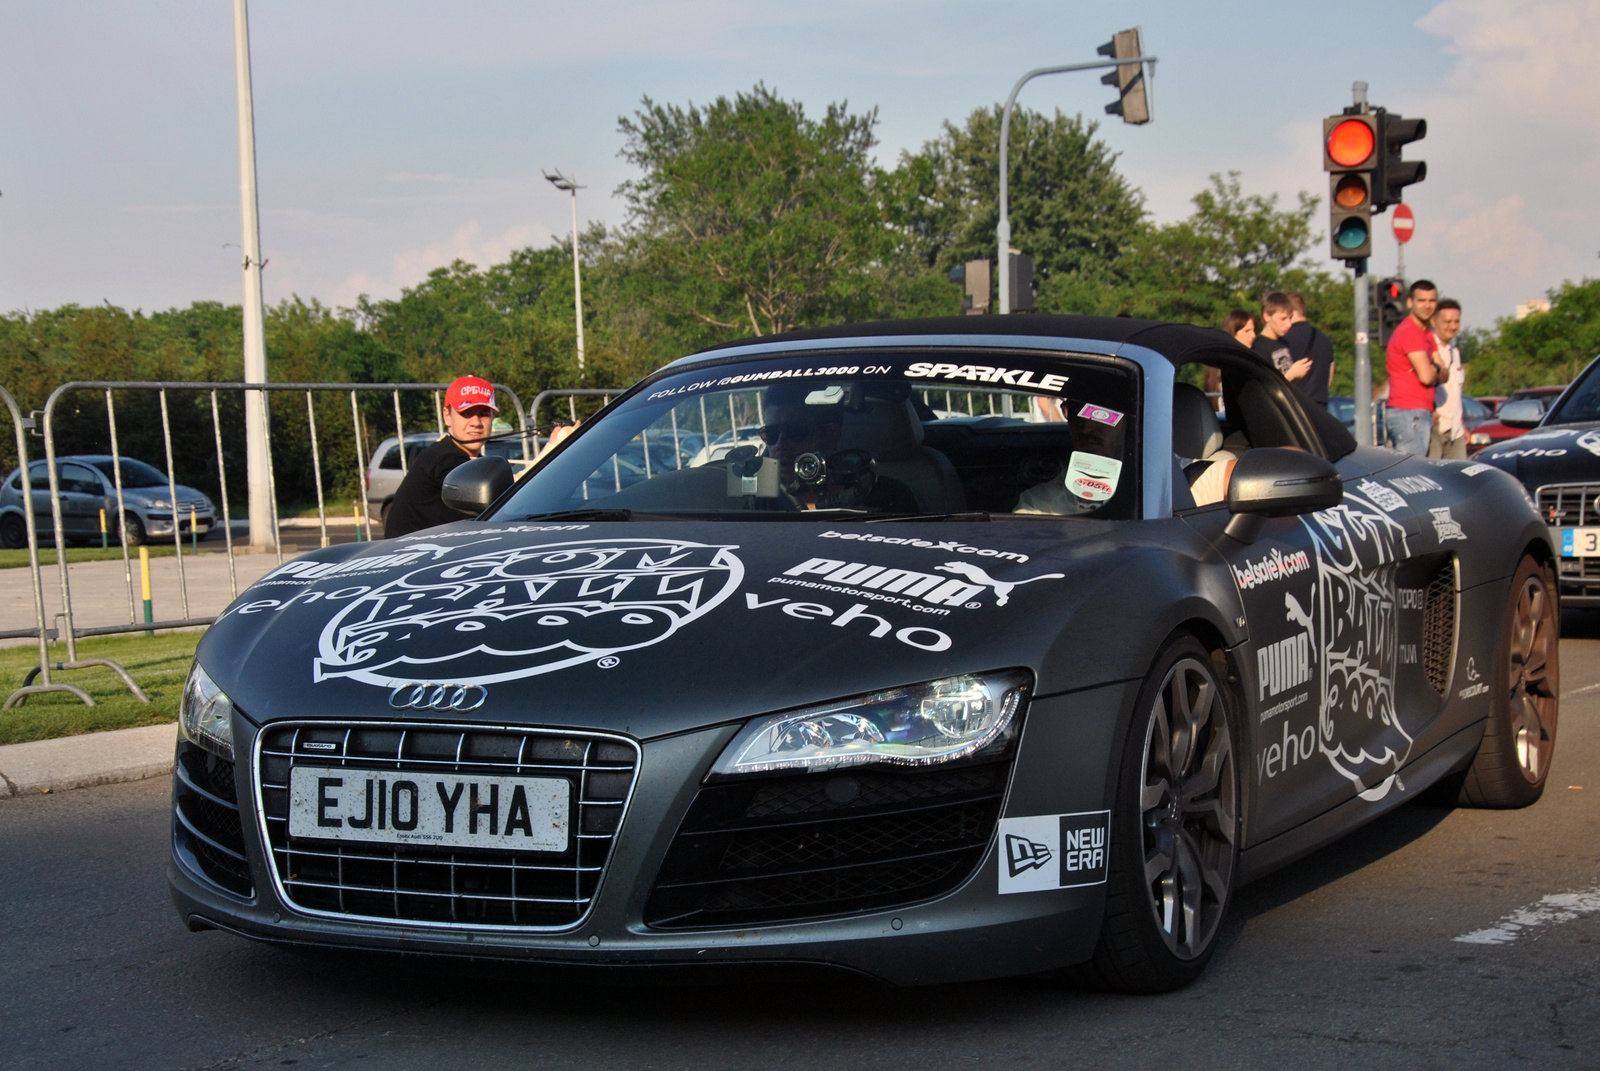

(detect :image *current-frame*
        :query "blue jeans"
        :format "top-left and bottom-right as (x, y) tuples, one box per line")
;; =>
(1388, 407), (1433, 455)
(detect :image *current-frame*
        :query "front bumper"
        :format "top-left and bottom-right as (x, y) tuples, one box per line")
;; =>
(169, 686), (1129, 986)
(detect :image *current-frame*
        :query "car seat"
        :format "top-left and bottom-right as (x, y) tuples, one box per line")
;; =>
(1173, 383), (1237, 507)
(838, 398), (967, 512)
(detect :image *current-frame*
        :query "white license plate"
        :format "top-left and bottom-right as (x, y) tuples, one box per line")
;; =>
(287, 765), (569, 851)
(1562, 527), (1600, 557)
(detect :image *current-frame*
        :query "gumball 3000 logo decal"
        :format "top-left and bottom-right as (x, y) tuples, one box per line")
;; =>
(314, 539), (743, 687)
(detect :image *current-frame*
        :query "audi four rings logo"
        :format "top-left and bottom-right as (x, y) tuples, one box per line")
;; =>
(388, 683), (488, 712)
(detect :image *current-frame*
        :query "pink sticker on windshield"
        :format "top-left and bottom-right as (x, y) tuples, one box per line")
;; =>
(1078, 404), (1123, 427)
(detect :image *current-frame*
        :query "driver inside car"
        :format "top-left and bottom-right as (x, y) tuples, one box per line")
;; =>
(760, 383), (919, 512)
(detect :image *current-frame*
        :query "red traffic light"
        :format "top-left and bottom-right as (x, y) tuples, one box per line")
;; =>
(1327, 119), (1375, 167)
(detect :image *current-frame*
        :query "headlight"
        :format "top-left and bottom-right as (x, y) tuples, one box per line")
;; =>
(149, 498), (171, 510)
(710, 669), (1030, 777)
(180, 662), (235, 760)
(1469, 432), (1491, 445)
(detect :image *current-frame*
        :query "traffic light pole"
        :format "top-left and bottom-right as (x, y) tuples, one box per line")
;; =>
(996, 53), (1155, 314)
(1352, 258), (1373, 447)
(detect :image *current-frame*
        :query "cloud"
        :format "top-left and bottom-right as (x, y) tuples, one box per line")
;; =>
(329, 221), (554, 308)
(1426, 194), (1571, 281)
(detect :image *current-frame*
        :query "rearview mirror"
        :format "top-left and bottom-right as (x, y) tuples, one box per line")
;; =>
(1223, 448), (1343, 543)
(1497, 398), (1544, 429)
(441, 456), (514, 515)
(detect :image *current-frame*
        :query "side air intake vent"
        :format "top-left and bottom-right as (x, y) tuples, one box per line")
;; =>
(1422, 556), (1457, 695)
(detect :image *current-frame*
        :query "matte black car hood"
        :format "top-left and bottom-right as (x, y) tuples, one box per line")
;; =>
(1475, 421), (1600, 491)
(197, 519), (1178, 740)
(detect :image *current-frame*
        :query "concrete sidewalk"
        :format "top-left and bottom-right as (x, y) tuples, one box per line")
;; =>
(0, 722), (177, 798)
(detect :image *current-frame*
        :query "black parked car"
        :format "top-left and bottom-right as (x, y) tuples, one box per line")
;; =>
(1475, 359), (1600, 606)
(170, 316), (1558, 992)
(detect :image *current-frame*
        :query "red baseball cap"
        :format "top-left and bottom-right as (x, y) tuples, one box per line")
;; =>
(445, 375), (497, 414)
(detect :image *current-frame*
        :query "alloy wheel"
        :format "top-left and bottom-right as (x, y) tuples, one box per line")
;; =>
(1140, 655), (1237, 960)
(1508, 573), (1557, 782)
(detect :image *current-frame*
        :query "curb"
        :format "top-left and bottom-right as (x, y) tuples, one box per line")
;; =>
(0, 722), (177, 798)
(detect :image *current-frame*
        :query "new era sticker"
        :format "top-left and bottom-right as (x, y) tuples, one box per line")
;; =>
(997, 811), (1111, 894)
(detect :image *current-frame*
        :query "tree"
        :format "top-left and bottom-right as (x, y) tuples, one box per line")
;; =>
(1467, 278), (1600, 395)
(616, 84), (888, 343)
(883, 106), (1147, 301)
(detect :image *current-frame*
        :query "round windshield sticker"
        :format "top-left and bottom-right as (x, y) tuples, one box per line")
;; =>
(1064, 452), (1122, 503)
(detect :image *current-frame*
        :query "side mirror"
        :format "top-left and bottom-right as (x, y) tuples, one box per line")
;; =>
(1497, 398), (1544, 429)
(1223, 448), (1343, 543)
(441, 456), (514, 515)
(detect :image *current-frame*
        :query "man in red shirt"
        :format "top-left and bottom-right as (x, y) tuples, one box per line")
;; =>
(1384, 279), (1443, 455)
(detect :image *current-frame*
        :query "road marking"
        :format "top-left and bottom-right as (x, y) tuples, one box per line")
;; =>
(1561, 682), (1600, 698)
(1453, 887), (1600, 945)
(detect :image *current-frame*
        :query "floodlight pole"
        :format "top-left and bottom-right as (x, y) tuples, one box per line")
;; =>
(232, 0), (272, 547)
(544, 170), (586, 374)
(996, 53), (1156, 314)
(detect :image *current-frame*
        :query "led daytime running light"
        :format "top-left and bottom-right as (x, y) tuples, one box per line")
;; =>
(180, 662), (236, 760)
(711, 670), (1031, 777)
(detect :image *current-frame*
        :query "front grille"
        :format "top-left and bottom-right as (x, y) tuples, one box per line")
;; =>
(256, 723), (639, 930)
(644, 760), (1011, 930)
(1539, 484), (1600, 528)
(173, 740), (253, 898)
(1422, 557), (1457, 695)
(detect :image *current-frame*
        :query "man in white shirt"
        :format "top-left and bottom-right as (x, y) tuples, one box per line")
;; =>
(1430, 299), (1467, 460)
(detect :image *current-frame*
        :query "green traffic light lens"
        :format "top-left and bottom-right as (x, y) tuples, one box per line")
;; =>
(1334, 217), (1369, 250)
(1327, 119), (1375, 167)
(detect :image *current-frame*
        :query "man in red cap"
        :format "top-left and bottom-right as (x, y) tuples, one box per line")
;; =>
(382, 375), (498, 538)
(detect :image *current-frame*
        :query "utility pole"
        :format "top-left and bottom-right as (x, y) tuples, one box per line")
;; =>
(997, 31), (1156, 314)
(544, 170), (586, 373)
(232, 0), (272, 546)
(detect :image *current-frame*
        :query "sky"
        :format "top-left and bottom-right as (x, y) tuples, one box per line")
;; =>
(2, 0), (1597, 330)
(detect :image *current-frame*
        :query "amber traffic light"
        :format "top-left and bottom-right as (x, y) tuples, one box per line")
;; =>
(1323, 112), (1378, 261)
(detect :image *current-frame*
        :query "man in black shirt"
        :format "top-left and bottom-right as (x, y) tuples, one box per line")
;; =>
(1283, 292), (1335, 409)
(760, 383), (920, 513)
(383, 376), (498, 538)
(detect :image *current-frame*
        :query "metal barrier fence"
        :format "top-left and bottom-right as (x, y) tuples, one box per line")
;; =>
(3, 379), (527, 709)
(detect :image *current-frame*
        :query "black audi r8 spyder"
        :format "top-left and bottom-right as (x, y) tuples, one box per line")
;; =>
(1474, 354), (1600, 609)
(170, 316), (1559, 992)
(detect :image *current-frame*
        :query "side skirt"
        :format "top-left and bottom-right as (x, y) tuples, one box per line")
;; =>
(1236, 719), (1485, 885)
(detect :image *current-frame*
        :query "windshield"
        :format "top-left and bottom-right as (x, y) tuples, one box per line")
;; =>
(492, 351), (1140, 521)
(90, 458), (170, 488)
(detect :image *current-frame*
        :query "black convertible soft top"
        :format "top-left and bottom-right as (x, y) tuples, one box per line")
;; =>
(701, 314), (1242, 367)
(697, 314), (1358, 461)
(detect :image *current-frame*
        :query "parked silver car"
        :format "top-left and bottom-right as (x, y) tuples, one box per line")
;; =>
(0, 455), (216, 548)
(364, 432), (540, 526)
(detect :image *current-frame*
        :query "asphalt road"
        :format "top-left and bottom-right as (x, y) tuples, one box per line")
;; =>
(3, 624), (1598, 1070)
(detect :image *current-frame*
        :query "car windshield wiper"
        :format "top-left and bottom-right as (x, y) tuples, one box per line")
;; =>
(861, 511), (992, 523)
(510, 509), (634, 522)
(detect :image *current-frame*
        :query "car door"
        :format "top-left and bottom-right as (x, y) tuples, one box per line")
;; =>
(59, 463), (106, 537)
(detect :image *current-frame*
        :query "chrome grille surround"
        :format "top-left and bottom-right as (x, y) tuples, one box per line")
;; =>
(1538, 483), (1600, 528)
(252, 721), (641, 932)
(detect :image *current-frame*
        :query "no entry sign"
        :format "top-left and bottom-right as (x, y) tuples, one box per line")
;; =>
(1393, 203), (1415, 244)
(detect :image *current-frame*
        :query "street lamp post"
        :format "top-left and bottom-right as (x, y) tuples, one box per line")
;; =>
(232, 0), (272, 547)
(996, 51), (1157, 314)
(544, 170), (586, 374)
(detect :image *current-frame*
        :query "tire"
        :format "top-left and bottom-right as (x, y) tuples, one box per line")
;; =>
(0, 513), (28, 550)
(120, 511), (146, 548)
(1073, 634), (1240, 993)
(1459, 556), (1559, 808)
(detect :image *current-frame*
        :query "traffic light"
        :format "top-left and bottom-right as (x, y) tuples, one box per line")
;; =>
(1098, 29), (1150, 124)
(1323, 112), (1377, 260)
(1009, 253), (1035, 312)
(1376, 276), (1407, 340)
(1373, 112), (1426, 210)
(947, 259), (992, 314)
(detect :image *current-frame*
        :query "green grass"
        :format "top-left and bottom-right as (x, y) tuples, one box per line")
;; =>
(0, 631), (198, 745)
(0, 545), (181, 570)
